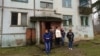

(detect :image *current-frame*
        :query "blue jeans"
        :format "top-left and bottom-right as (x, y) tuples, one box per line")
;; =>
(45, 41), (51, 54)
(61, 37), (65, 46)
(68, 40), (73, 48)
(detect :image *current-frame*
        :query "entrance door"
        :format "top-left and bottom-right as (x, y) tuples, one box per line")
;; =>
(40, 22), (51, 42)
(45, 22), (51, 30)
(40, 21), (61, 42)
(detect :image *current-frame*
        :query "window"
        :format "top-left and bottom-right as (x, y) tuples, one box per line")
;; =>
(11, 12), (27, 26)
(62, 0), (71, 8)
(79, 0), (89, 7)
(80, 16), (89, 26)
(40, 2), (53, 9)
(63, 15), (72, 26)
(11, 0), (28, 3)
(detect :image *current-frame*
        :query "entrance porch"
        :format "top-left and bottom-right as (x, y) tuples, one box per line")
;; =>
(30, 16), (62, 44)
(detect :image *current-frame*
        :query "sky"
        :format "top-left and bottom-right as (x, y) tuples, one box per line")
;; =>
(92, 0), (97, 3)
(92, 0), (98, 18)
(92, 0), (99, 24)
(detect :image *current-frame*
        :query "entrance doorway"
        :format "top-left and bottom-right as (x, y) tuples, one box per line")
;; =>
(40, 21), (61, 42)
(45, 22), (51, 30)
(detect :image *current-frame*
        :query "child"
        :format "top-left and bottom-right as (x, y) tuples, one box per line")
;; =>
(43, 29), (52, 55)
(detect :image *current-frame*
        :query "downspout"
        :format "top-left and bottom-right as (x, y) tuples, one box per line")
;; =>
(1, 0), (4, 46)
(34, 0), (35, 17)
(31, 0), (36, 45)
(90, 0), (95, 36)
(33, 0), (40, 45)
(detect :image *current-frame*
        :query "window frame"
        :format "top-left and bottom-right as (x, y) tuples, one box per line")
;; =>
(11, 0), (28, 3)
(79, 0), (89, 7)
(62, 0), (72, 8)
(63, 15), (73, 26)
(11, 12), (27, 27)
(80, 15), (89, 26)
(40, 1), (53, 9)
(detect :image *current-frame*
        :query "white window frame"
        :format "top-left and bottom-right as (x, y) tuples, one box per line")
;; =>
(40, 1), (53, 9)
(80, 15), (89, 26)
(62, 0), (72, 8)
(63, 15), (73, 26)
(11, 12), (27, 27)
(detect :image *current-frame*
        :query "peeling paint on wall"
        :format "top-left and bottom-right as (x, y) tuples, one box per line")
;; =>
(2, 35), (26, 47)
(16, 39), (24, 46)
(84, 34), (88, 38)
(76, 26), (88, 33)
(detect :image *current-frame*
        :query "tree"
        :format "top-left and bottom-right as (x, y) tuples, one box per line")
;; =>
(92, 0), (100, 22)
(92, 0), (100, 13)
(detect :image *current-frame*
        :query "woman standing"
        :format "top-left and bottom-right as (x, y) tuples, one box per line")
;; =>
(55, 27), (62, 46)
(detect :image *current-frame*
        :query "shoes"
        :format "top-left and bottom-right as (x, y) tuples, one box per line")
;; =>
(70, 48), (73, 50)
(68, 48), (72, 50)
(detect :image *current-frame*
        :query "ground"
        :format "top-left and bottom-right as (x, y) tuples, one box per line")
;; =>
(0, 35), (100, 56)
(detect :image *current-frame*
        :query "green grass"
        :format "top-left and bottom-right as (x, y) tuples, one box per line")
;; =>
(0, 36), (100, 56)
(77, 35), (100, 56)
(0, 46), (42, 56)
(78, 42), (100, 56)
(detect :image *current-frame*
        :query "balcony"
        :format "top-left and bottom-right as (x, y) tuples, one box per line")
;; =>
(79, 6), (92, 15)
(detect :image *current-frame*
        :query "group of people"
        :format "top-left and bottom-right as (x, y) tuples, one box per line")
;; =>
(43, 27), (74, 55)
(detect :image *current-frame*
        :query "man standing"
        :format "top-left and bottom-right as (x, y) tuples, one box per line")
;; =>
(67, 29), (74, 50)
(43, 29), (52, 55)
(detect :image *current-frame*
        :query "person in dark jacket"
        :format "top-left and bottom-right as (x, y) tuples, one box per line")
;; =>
(67, 29), (74, 50)
(49, 29), (54, 49)
(61, 29), (65, 46)
(43, 29), (52, 55)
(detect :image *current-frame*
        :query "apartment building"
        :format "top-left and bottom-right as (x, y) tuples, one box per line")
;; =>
(0, 0), (94, 47)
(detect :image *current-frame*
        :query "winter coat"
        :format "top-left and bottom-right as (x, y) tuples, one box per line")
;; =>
(61, 30), (65, 38)
(43, 32), (52, 42)
(55, 29), (62, 38)
(67, 32), (74, 41)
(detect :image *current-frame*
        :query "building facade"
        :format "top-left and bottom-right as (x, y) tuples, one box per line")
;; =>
(0, 0), (94, 47)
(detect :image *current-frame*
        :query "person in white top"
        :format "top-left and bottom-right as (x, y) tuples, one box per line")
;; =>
(55, 27), (62, 46)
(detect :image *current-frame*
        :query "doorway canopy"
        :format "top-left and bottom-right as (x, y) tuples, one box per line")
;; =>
(30, 16), (62, 22)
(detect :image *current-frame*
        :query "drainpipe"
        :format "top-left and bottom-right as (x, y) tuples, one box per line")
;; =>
(33, 0), (39, 45)
(1, 0), (4, 46)
(90, 0), (95, 37)
(30, 0), (36, 45)
(33, 0), (40, 45)
(34, 0), (35, 17)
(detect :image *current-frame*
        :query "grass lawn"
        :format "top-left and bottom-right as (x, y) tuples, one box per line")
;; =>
(77, 35), (100, 56)
(0, 35), (100, 56)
